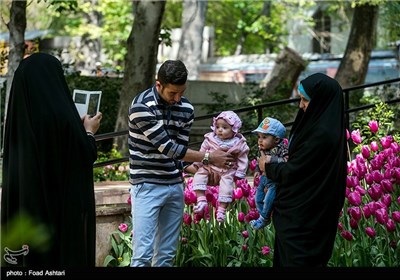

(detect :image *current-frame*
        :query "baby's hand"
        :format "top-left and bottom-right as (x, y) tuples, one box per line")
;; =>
(184, 164), (198, 174)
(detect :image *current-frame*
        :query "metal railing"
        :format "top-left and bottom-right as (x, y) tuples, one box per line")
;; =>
(93, 77), (400, 168)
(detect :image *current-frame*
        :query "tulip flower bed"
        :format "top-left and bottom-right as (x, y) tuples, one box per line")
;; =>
(105, 103), (399, 267)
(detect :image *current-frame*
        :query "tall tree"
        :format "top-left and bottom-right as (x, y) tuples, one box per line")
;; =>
(177, 0), (208, 80)
(335, 3), (379, 87)
(3, 0), (26, 150)
(114, 0), (166, 154)
(261, 47), (307, 99)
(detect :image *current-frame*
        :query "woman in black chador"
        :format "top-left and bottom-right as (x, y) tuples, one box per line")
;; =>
(1, 53), (102, 267)
(259, 73), (347, 267)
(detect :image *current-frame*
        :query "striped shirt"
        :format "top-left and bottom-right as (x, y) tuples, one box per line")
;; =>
(128, 85), (194, 185)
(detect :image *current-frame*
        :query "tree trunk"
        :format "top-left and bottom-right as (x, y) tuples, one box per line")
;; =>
(261, 47), (307, 99)
(177, 0), (208, 80)
(3, 0), (27, 150)
(335, 4), (378, 88)
(114, 0), (166, 155)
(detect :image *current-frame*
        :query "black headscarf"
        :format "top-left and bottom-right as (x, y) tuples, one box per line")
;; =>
(265, 73), (347, 267)
(1, 53), (97, 267)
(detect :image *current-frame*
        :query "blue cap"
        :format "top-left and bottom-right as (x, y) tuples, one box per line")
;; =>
(252, 117), (286, 138)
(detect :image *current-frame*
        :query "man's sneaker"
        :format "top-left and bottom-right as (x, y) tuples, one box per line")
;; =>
(250, 216), (271, 230)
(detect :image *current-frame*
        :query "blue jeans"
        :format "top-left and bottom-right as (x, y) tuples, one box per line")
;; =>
(255, 175), (276, 220)
(130, 182), (184, 267)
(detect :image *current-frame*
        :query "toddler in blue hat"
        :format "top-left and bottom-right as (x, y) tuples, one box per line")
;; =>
(251, 117), (289, 230)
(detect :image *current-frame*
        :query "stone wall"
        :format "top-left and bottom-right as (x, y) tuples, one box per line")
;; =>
(95, 182), (130, 267)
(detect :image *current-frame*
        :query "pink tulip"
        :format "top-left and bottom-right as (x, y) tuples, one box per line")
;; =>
(238, 212), (245, 223)
(364, 173), (374, 185)
(390, 142), (400, 153)
(381, 194), (392, 207)
(380, 136), (392, 149)
(242, 230), (249, 239)
(261, 246), (271, 255)
(386, 219), (396, 232)
(395, 168), (400, 180)
(184, 190), (197, 205)
(337, 222), (343, 231)
(245, 210), (259, 223)
(242, 245), (248, 251)
(351, 129), (362, 144)
(370, 141), (379, 152)
(368, 120), (379, 133)
(365, 227), (376, 238)
(371, 170), (383, 183)
(347, 191), (362, 206)
(384, 168), (394, 180)
(249, 159), (257, 171)
(346, 129), (350, 140)
(118, 223), (128, 233)
(349, 207), (362, 221)
(355, 185), (366, 196)
(350, 218), (358, 229)
(183, 212), (192, 226)
(234, 188), (243, 199)
(346, 176), (358, 188)
(361, 145), (370, 159)
(181, 237), (188, 244)
(375, 208), (389, 224)
(363, 204), (372, 219)
(381, 179), (394, 193)
(246, 196), (256, 209)
(368, 184), (382, 201)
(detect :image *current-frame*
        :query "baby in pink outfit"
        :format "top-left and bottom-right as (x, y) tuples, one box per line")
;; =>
(192, 111), (249, 222)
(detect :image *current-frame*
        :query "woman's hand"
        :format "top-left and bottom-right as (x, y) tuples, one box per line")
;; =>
(258, 153), (271, 173)
(83, 112), (102, 134)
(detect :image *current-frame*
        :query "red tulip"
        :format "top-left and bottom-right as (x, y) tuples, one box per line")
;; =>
(365, 227), (376, 238)
(341, 230), (353, 241)
(392, 211), (400, 223)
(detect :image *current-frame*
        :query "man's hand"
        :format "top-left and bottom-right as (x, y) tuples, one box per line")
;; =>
(209, 149), (234, 169)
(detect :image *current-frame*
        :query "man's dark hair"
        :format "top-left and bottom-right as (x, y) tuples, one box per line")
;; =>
(157, 60), (188, 85)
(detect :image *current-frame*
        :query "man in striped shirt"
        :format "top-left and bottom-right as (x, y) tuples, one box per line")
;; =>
(128, 60), (233, 267)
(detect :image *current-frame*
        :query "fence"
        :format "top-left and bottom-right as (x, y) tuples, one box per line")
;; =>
(93, 77), (400, 168)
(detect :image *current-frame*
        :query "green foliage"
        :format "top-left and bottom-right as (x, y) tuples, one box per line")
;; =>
(332, 109), (400, 267)
(378, 1), (400, 47)
(93, 144), (129, 182)
(206, 0), (289, 55)
(103, 218), (132, 267)
(176, 185), (274, 267)
(1, 213), (51, 266)
(97, 0), (133, 70)
(350, 101), (399, 154)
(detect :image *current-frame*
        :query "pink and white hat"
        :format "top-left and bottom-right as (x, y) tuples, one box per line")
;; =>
(211, 111), (242, 135)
